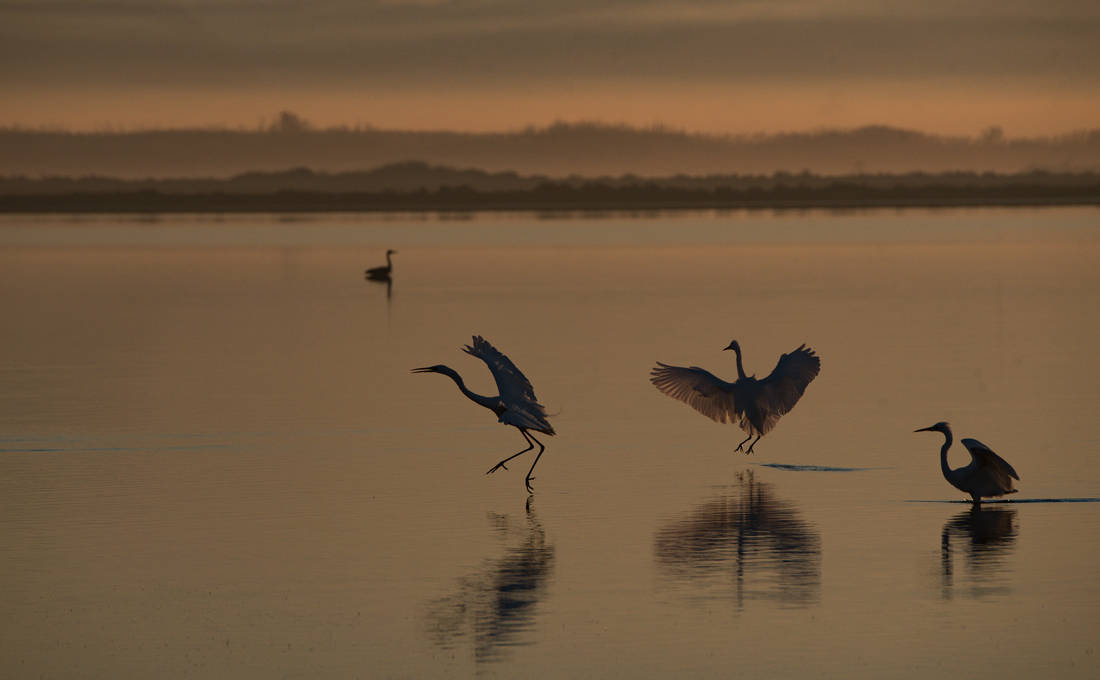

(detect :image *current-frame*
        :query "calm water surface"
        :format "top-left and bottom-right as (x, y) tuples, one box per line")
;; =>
(1, 208), (1098, 678)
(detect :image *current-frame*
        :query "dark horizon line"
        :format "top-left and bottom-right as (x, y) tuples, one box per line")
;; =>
(4, 180), (1097, 214)
(5, 163), (1100, 184)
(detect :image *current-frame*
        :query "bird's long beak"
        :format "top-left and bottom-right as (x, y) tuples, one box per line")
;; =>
(914, 426), (935, 432)
(411, 366), (434, 373)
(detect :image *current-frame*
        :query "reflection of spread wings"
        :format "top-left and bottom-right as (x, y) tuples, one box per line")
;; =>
(756, 345), (820, 429)
(961, 438), (1020, 481)
(649, 363), (739, 424)
(464, 335), (554, 434)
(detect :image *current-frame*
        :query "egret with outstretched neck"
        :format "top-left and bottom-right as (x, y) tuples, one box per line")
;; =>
(413, 336), (555, 493)
(650, 340), (820, 454)
(366, 249), (396, 280)
(915, 421), (1019, 504)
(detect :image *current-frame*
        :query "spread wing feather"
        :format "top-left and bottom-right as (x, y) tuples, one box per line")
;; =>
(961, 438), (1020, 481)
(757, 344), (820, 424)
(464, 335), (554, 435)
(650, 362), (740, 425)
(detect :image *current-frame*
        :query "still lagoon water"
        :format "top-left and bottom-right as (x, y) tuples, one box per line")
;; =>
(1, 207), (1098, 678)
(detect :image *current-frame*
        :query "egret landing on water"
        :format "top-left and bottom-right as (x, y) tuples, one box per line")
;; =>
(915, 421), (1019, 505)
(365, 249), (396, 280)
(413, 336), (555, 494)
(650, 340), (820, 454)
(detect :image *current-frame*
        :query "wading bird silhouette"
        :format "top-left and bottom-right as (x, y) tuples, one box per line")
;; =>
(915, 422), (1019, 505)
(413, 336), (555, 493)
(365, 249), (396, 280)
(650, 340), (820, 454)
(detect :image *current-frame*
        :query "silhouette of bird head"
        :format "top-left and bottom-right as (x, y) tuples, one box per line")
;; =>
(914, 421), (951, 434)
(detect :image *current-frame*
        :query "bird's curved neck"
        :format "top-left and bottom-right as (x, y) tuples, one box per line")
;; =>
(437, 366), (498, 411)
(732, 345), (747, 380)
(386, 252), (393, 268)
(938, 429), (954, 480)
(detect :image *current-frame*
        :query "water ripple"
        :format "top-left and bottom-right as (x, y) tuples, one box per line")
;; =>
(756, 463), (882, 472)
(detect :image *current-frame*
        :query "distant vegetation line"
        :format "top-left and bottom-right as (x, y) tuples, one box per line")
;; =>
(7, 162), (1100, 193)
(3, 120), (1099, 177)
(2, 165), (1097, 213)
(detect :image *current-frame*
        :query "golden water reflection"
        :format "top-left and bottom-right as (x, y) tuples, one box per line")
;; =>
(939, 506), (1017, 600)
(654, 471), (821, 608)
(425, 505), (554, 664)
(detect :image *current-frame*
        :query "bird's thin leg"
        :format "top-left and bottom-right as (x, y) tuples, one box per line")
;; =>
(523, 433), (546, 494)
(735, 433), (753, 452)
(486, 429), (535, 475)
(744, 434), (762, 455)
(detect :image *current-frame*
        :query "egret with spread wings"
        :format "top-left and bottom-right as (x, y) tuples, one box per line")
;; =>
(650, 340), (820, 454)
(915, 421), (1019, 504)
(413, 336), (555, 493)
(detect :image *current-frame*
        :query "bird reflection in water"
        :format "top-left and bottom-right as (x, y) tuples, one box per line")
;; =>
(365, 272), (393, 300)
(940, 506), (1017, 600)
(654, 471), (821, 608)
(425, 504), (555, 663)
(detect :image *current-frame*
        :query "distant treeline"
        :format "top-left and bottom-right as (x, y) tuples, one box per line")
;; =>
(3, 122), (1099, 178)
(2, 164), (1097, 212)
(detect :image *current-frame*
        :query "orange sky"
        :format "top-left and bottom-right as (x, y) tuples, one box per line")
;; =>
(3, 1), (1098, 136)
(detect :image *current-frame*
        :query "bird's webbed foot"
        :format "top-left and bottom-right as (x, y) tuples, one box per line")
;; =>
(525, 476), (536, 494)
(486, 462), (509, 475)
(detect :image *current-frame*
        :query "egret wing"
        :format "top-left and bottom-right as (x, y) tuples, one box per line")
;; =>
(961, 438), (1020, 480)
(756, 345), (820, 431)
(464, 335), (554, 434)
(650, 362), (740, 424)
(499, 407), (555, 434)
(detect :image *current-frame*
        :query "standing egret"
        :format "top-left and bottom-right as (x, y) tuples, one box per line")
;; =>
(650, 340), (820, 454)
(366, 249), (396, 280)
(413, 336), (555, 493)
(915, 422), (1019, 504)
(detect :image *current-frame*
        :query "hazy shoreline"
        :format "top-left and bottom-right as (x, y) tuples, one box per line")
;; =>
(3, 164), (1097, 214)
(3, 195), (1095, 214)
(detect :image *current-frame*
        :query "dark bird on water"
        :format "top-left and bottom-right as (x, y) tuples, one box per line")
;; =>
(915, 421), (1019, 505)
(365, 249), (396, 280)
(413, 336), (555, 493)
(650, 340), (820, 454)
